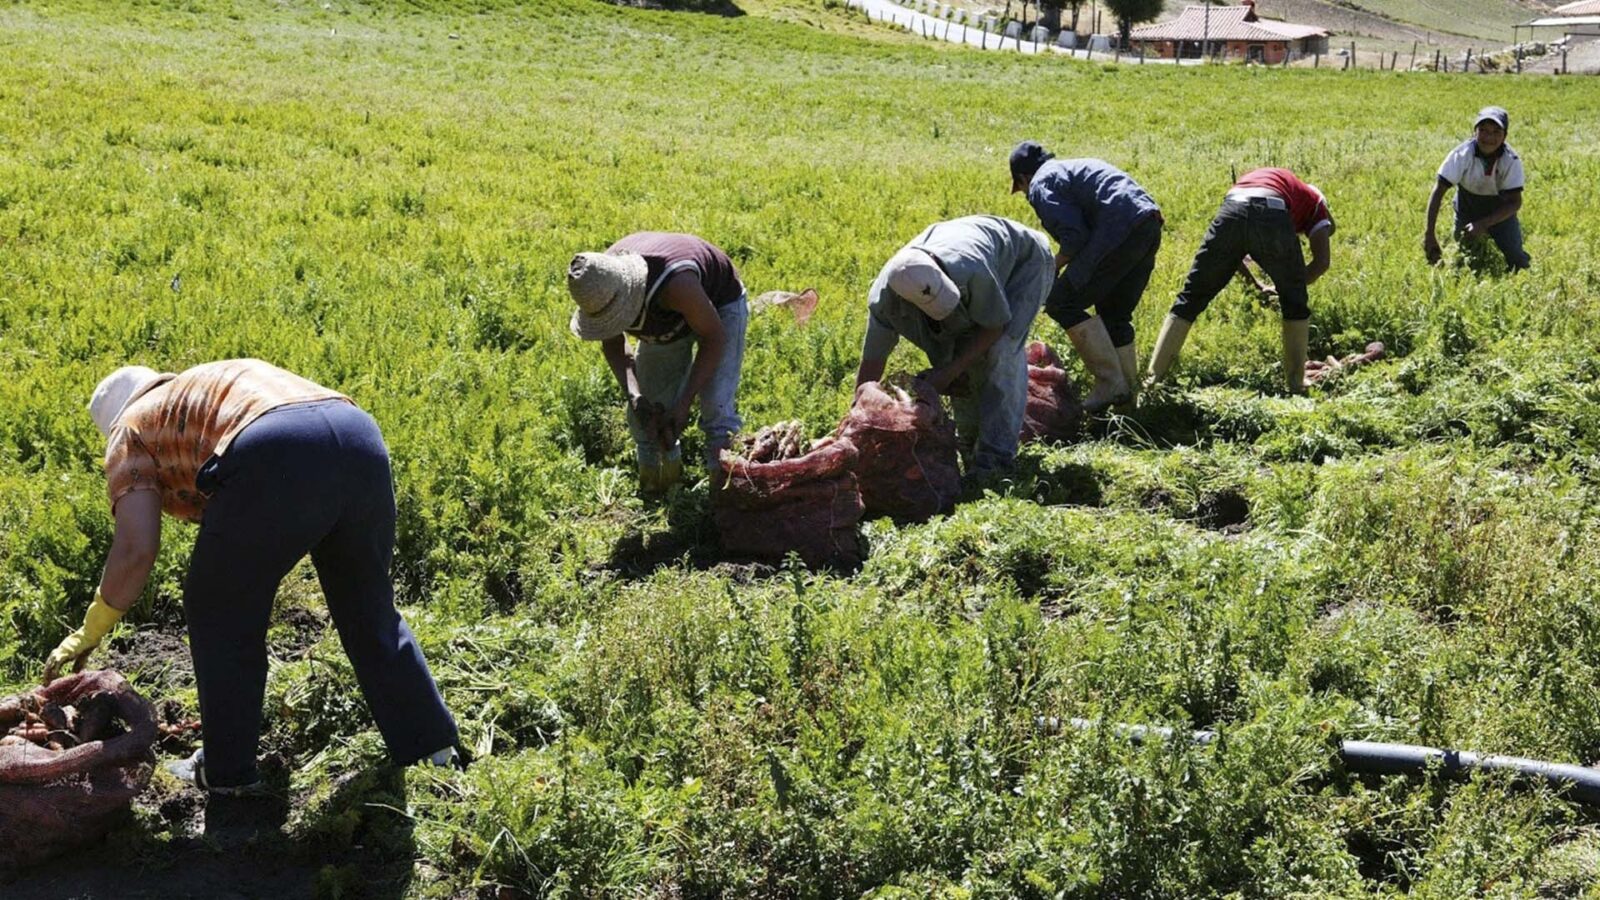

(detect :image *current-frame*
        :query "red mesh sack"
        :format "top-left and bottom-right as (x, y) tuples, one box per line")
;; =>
(0, 670), (158, 872)
(837, 380), (961, 522)
(714, 426), (865, 568)
(1021, 341), (1084, 444)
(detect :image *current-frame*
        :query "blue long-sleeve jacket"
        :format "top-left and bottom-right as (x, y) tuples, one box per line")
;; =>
(1025, 158), (1160, 291)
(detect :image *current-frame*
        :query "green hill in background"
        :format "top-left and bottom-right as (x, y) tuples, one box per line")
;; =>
(1161, 0), (1548, 45)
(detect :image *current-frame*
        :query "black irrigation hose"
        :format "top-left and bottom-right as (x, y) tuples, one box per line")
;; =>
(1044, 717), (1600, 807)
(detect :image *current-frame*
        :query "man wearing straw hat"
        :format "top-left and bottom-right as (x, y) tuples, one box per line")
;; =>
(567, 232), (749, 493)
(855, 214), (1053, 476)
(44, 359), (461, 793)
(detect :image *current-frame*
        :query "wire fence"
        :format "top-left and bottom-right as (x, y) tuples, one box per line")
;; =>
(840, 0), (1585, 75)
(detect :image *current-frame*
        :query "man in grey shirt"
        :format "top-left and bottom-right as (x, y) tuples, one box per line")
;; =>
(855, 215), (1053, 475)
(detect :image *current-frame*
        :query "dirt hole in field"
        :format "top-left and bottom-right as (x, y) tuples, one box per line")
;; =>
(1193, 489), (1250, 532)
(103, 626), (192, 694)
(272, 606), (327, 659)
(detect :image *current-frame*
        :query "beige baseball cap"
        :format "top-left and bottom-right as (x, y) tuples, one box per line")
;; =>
(88, 365), (165, 437)
(885, 247), (959, 320)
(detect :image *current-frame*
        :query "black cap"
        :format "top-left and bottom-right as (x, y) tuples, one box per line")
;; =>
(1009, 140), (1054, 191)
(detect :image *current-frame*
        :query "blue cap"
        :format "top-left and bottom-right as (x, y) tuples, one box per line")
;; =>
(1009, 140), (1054, 191)
(1474, 106), (1509, 131)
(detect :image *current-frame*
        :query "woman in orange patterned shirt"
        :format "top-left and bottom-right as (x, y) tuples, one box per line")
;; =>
(45, 359), (460, 792)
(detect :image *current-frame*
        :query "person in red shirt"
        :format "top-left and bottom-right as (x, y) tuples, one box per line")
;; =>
(1145, 168), (1335, 395)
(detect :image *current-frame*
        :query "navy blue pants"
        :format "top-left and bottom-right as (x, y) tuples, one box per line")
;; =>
(1455, 190), (1530, 270)
(186, 400), (458, 786)
(1045, 214), (1162, 347)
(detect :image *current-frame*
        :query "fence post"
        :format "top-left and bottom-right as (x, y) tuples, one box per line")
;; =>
(1563, 47), (1569, 74)
(1433, 49), (1441, 71)
(1314, 50), (1320, 67)
(1464, 47), (1472, 71)
(1409, 40), (1417, 70)
(1390, 51), (1397, 70)
(982, 21), (987, 49)
(1516, 44), (1522, 74)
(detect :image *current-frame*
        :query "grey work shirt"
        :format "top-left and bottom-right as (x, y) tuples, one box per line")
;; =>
(862, 215), (1050, 363)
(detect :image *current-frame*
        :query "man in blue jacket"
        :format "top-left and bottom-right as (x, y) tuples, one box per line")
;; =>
(1011, 140), (1163, 412)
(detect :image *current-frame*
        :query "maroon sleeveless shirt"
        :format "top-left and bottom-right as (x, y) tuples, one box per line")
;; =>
(608, 232), (743, 344)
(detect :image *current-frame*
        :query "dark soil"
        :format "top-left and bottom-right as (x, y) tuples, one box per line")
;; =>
(1192, 489), (1251, 532)
(270, 606), (326, 660)
(1141, 487), (1177, 512)
(102, 626), (192, 695)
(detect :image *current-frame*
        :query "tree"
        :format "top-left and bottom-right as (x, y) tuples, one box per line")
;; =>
(1038, 0), (1085, 33)
(1102, 0), (1162, 47)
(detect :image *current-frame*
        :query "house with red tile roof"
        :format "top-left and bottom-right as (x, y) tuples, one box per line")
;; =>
(1128, 1), (1330, 64)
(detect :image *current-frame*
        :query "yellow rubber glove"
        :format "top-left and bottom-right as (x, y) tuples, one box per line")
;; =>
(43, 591), (125, 683)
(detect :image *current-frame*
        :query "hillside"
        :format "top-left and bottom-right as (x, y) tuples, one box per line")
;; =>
(4, 0), (1600, 896)
(1160, 0), (1550, 45)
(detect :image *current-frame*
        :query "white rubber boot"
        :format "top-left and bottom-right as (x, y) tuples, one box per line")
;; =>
(1065, 317), (1131, 413)
(1282, 318), (1309, 395)
(1114, 342), (1139, 411)
(1144, 313), (1193, 387)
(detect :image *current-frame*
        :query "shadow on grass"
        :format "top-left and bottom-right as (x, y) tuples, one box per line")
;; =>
(959, 453), (1105, 508)
(605, 482), (726, 578)
(2, 765), (418, 900)
(606, 0), (746, 15)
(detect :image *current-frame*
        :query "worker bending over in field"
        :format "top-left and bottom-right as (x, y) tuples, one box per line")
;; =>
(46, 359), (460, 793)
(856, 215), (1052, 476)
(1009, 140), (1163, 412)
(1146, 167), (1334, 396)
(1423, 106), (1529, 271)
(567, 232), (748, 493)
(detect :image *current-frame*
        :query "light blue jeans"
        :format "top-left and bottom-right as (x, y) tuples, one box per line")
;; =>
(627, 293), (748, 467)
(947, 243), (1050, 474)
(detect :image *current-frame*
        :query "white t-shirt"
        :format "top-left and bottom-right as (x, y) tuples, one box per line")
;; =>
(1437, 139), (1525, 197)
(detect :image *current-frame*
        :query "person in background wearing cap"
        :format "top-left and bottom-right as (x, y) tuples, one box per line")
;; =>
(46, 359), (460, 793)
(1008, 140), (1163, 412)
(566, 232), (748, 493)
(1145, 167), (1334, 396)
(1424, 106), (1529, 271)
(855, 215), (1053, 476)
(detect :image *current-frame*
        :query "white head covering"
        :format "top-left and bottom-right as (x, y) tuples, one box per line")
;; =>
(567, 251), (650, 341)
(885, 247), (960, 321)
(88, 366), (164, 437)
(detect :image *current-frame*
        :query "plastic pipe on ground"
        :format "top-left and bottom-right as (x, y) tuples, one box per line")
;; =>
(1042, 717), (1600, 806)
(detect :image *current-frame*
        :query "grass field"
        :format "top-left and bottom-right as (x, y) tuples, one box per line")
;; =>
(4, 0), (1600, 896)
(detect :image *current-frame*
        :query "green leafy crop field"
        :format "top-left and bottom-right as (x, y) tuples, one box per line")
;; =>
(3, 0), (1600, 896)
